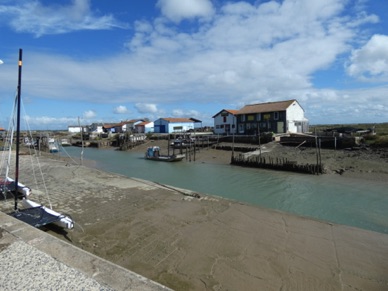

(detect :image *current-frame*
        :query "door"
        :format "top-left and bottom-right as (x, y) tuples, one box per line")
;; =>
(277, 122), (284, 133)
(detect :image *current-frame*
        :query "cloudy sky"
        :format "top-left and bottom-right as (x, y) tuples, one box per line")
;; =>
(0, 0), (387, 130)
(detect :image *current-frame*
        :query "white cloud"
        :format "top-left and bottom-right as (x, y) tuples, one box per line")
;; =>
(346, 34), (388, 81)
(113, 105), (128, 114)
(83, 110), (96, 119)
(135, 103), (158, 114)
(0, 0), (126, 37)
(10, 0), (377, 108)
(22, 115), (78, 130)
(157, 0), (214, 23)
(0, 0), (386, 127)
(172, 109), (200, 119)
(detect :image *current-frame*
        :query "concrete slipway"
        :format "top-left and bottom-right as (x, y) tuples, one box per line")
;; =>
(0, 211), (171, 291)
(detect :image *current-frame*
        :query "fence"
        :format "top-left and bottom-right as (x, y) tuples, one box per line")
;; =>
(231, 154), (324, 175)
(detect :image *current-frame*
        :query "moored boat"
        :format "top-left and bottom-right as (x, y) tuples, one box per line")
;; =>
(60, 138), (71, 147)
(145, 146), (185, 162)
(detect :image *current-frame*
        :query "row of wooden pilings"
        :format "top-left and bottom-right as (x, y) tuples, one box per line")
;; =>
(231, 154), (324, 175)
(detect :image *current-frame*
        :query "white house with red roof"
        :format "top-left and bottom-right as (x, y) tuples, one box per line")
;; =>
(212, 109), (238, 135)
(135, 121), (154, 133)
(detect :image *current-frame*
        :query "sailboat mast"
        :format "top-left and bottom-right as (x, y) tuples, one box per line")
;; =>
(14, 48), (22, 211)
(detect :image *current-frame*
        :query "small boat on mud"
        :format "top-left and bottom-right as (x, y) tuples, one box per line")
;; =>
(145, 146), (185, 162)
(48, 138), (59, 153)
(60, 138), (71, 147)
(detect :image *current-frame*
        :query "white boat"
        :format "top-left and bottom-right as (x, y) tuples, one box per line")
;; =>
(48, 138), (59, 153)
(145, 146), (185, 162)
(60, 138), (71, 147)
(19, 198), (74, 229)
(1, 49), (74, 230)
(0, 177), (31, 197)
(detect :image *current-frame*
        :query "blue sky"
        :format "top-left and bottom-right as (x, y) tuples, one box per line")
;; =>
(0, 0), (387, 130)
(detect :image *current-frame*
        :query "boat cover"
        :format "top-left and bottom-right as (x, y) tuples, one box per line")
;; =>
(9, 206), (62, 228)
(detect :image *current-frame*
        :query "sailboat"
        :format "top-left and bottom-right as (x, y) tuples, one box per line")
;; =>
(0, 49), (74, 229)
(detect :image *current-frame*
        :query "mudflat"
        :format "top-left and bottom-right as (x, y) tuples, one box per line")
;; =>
(1, 146), (388, 290)
(139, 139), (388, 181)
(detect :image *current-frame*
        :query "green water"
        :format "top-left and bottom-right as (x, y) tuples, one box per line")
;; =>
(61, 147), (388, 234)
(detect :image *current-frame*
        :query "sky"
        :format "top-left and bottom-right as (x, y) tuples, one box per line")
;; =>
(0, 0), (387, 130)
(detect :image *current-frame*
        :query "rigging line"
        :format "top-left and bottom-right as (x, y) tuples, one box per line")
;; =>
(0, 91), (18, 206)
(2, 91), (18, 180)
(0, 98), (16, 200)
(0, 91), (17, 180)
(21, 101), (39, 189)
(20, 100), (53, 210)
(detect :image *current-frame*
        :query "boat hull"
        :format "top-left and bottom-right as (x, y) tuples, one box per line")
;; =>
(21, 198), (74, 229)
(145, 154), (185, 162)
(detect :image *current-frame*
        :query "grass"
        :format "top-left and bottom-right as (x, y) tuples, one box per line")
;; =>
(309, 122), (388, 148)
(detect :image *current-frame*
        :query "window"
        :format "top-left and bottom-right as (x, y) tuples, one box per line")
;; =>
(238, 124), (244, 133)
(274, 112), (279, 120)
(257, 113), (261, 121)
(247, 115), (255, 121)
(241, 115), (245, 122)
(223, 116), (227, 123)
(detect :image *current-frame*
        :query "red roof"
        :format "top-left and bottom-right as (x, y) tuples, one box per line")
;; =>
(212, 109), (238, 118)
(136, 121), (151, 126)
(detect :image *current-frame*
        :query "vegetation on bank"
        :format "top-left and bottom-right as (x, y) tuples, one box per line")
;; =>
(310, 122), (388, 148)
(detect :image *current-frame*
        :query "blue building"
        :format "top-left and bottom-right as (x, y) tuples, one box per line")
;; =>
(153, 118), (202, 133)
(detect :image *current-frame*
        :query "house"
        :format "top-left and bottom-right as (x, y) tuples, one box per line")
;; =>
(102, 123), (123, 133)
(212, 109), (238, 135)
(135, 121), (154, 133)
(68, 125), (88, 134)
(121, 119), (145, 132)
(153, 118), (202, 133)
(236, 99), (308, 134)
(88, 123), (104, 133)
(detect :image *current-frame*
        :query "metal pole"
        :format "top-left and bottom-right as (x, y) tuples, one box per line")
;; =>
(14, 49), (22, 210)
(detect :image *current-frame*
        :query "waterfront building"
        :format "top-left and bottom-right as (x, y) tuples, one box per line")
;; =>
(212, 109), (238, 135)
(153, 118), (202, 133)
(236, 99), (309, 134)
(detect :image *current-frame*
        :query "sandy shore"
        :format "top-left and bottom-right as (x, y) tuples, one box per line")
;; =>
(1, 150), (388, 290)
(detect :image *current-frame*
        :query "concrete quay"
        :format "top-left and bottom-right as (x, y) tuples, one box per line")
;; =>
(0, 211), (171, 291)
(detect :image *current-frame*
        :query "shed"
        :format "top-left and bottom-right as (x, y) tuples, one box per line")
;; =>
(153, 118), (202, 133)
